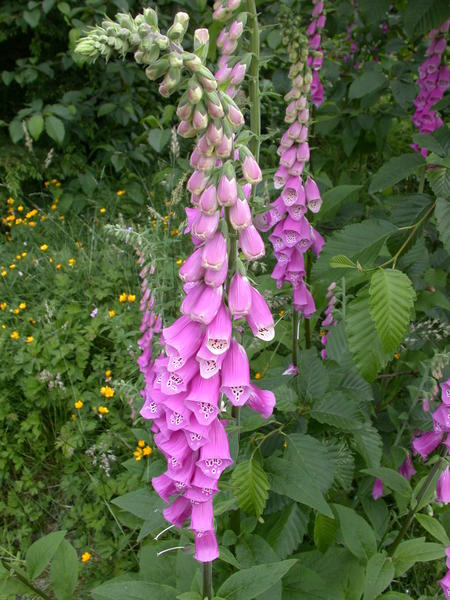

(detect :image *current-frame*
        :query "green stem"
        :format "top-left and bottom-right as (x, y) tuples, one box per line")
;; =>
(292, 310), (298, 367)
(387, 447), (447, 557)
(202, 561), (213, 600)
(418, 165), (426, 194)
(304, 253), (311, 349)
(246, 0), (260, 163)
(0, 560), (52, 600)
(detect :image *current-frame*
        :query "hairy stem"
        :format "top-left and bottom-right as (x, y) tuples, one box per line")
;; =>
(292, 310), (298, 367)
(246, 0), (260, 163)
(0, 560), (52, 600)
(304, 252), (312, 348)
(202, 561), (213, 600)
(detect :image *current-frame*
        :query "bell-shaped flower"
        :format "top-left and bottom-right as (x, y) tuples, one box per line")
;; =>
(280, 146), (297, 169)
(163, 496), (191, 527)
(182, 283), (223, 325)
(371, 478), (383, 500)
(239, 225), (265, 260)
(411, 430), (443, 460)
(436, 467), (450, 503)
(161, 358), (198, 395)
(282, 216), (312, 249)
(228, 272), (252, 317)
(165, 394), (192, 431)
(187, 170), (209, 195)
(220, 340), (251, 406)
(204, 257), (228, 287)
(230, 198), (252, 230)
(179, 248), (205, 283)
(185, 373), (220, 426)
(202, 232), (227, 270)
(433, 405), (450, 432)
(152, 473), (179, 503)
(281, 176), (305, 207)
(398, 453), (416, 480)
(194, 530), (219, 563)
(163, 315), (204, 362)
(191, 498), (214, 531)
(199, 185), (218, 215)
(197, 418), (232, 479)
(293, 281), (316, 317)
(205, 302), (232, 355)
(247, 384), (276, 418)
(305, 177), (322, 212)
(196, 338), (226, 379)
(246, 286), (275, 341)
(217, 173), (238, 206)
(185, 467), (219, 503)
(441, 378), (450, 405)
(274, 165), (289, 189)
(242, 155), (262, 184)
(184, 415), (211, 451)
(191, 210), (220, 241)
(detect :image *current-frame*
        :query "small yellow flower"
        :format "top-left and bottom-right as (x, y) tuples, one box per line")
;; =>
(15, 219), (22, 225)
(116, 190), (126, 197)
(44, 180), (49, 187)
(127, 294), (136, 303)
(16, 255), (21, 261)
(105, 369), (112, 377)
(133, 448), (143, 461)
(55, 182), (61, 188)
(68, 258), (76, 267)
(279, 309), (285, 317)
(320, 330), (326, 337)
(0, 303), (6, 310)
(283, 440), (288, 449)
(1, 271), (7, 277)
(21, 252), (27, 257)
(75, 241), (82, 249)
(27, 336), (34, 343)
(138, 440), (146, 448)
(176, 258), (182, 265)
(1, 324), (5, 330)
(81, 552), (91, 563)
(108, 309), (116, 318)
(51, 178), (58, 184)
(100, 385), (114, 398)
(49, 257), (53, 263)
(9, 264), (16, 270)
(51, 203), (57, 210)
(19, 302), (26, 310)
(29, 318), (36, 324)
(40, 244), (48, 251)
(7, 197), (14, 205)
(143, 445), (152, 456)
(394, 352), (400, 360)
(98, 405), (109, 415)
(56, 263), (62, 270)
(29, 222), (36, 228)
(58, 216), (64, 221)
(74, 400), (83, 409)
(17, 205), (23, 212)
(10, 331), (19, 340)
(13, 308), (20, 315)
(119, 292), (127, 303)
(255, 372), (262, 380)
(99, 207), (106, 214)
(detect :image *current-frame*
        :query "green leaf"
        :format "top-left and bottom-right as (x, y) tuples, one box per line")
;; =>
(314, 513), (338, 553)
(216, 560), (296, 600)
(369, 269), (415, 353)
(415, 513), (450, 544)
(352, 423), (383, 468)
(297, 349), (329, 400)
(286, 434), (337, 493)
(264, 502), (308, 558)
(27, 115), (44, 140)
(148, 128), (171, 153)
(362, 467), (411, 497)
(23, 9), (41, 27)
(369, 153), (425, 193)
(333, 505), (377, 562)
(311, 392), (363, 431)
(177, 593), (202, 600)
(231, 457), (269, 517)
(403, 0), (450, 36)
(391, 80), (417, 109)
(111, 488), (165, 521)
(435, 198), (450, 258)
(320, 185), (362, 220)
(426, 166), (450, 198)
(9, 120), (24, 143)
(349, 70), (386, 100)
(45, 115), (65, 145)
(412, 133), (446, 156)
(91, 581), (178, 600)
(26, 530), (66, 580)
(43, 0), (56, 13)
(50, 539), (79, 600)
(392, 537), (446, 576)
(329, 255), (357, 269)
(97, 103), (117, 117)
(346, 285), (391, 381)
(363, 553), (394, 600)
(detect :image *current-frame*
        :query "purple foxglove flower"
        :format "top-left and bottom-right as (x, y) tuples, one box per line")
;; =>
(253, 210), (274, 232)
(177, 101), (193, 121)
(289, 161), (306, 177)
(247, 384), (276, 418)
(191, 499), (214, 532)
(194, 530), (219, 563)
(280, 146), (297, 169)
(202, 232), (227, 270)
(206, 120), (223, 145)
(283, 363), (299, 376)
(196, 340), (226, 379)
(179, 248), (205, 283)
(274, 165), (289, 189)
(229, 19), (244, 40)
(140, 394), (163, 420)
(287, 201), (307, 221)
(217, 173), (238, 206)
(441, 378), (450, 405)
(205, 302), (232, 354)
(242, 155), (262, 184)
(220, 340), (251, 405)
(433, 405), (450, 432)
(165, 396), (192, 431)
(269, 221), (285, 252)
(411, 431), (443, 460)
(163, 315), (204, 361)
(441, 568), (450, 599)
(305, 176), (322, 211)
(309, 33), (321, 50)
(280, 131), (294, 151)
(197, 154), (217, 172)
(185, 373), (220, 423)
(191, 210), (219, 240)
(184, 416), (211, 451)
(246, 286), (275, 341)
(293, 281), (316, 317)
(311, 228), (325, 255)
(230, 198), (252, 230)
(207, 99), (224, 119)
(372, 478), (383, 500)
(199, 185), (218, 215)
(272, 260), (288, 285)
(185, 468), (218, 503)
(227, 104), (244, 126)
(178, 120), (196, 138)
(152, 473), (179, 503)
(320, 349), (327, 359)
(216, 132), (233, 158)
(297, 142), (310, 162)
(192, 106), (209, 131)
(282, 216), (312, 249)
(239, 225), (265, 260)
(197, 418), (232, 479)
(222, 37), (238, 55)
(162, 359), (198, 396)
(228, 272), (252, 316)
(306, 21), (316, 36)
(163, 496), (191, 527)
(216, 64), (232, 83)
(183, 283), (223, 325)
(282, 176), (306, 207)
(317, 14), (326, 28)
(398, 453), (416, 480)
(187, 170), (209, 195)
(157, 429), (191, 466)
(231, 62), (246, 85)
(287, 121), (303, 140)
(204, 257), (228, 288)
(436, 467), (450, 503)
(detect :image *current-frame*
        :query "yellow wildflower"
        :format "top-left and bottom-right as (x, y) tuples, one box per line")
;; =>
(9, 264), (16, 270)
(17, 205), (23, 212)
(1, 271), (7, 277)
(68, 258), (76, 266)
(255, 372), (262, 380)
(74, 400), (83, 409)
(27, 336), (34, 343)
(105, 369), (112, 377)
(176, 258), (182, 265)
(51, 203), (57, 210)
(81, 552), (91, 563)
(116, 190), (126, 197)
(10, 331), (19, 340)
(143, 446), (152, 456)
(40, 244), (48, 251)
(100, 385), (114, 398)
(127, 294), (136, 303)
(55, 182), (61, 188)
(0, 303), (6, 310)
(13, 308), (20, 315)
(56, 263), (62, 270)
(7, 197), (14, 205)
(134, 448), (143, 461)
(138, 440), (146, 448)
(100, 207), (106, 214)
(279, 309), (285, 317)
(21, 252), (27, 257)
(51, 178), (58, 184)
(98, 406), (109, 415)
(29, 222), (36, 228)
(119, 292), (127, 303)
(58, 216), (64, 221)
(108, 309), (115, 318)
(394, 352), (400, 360)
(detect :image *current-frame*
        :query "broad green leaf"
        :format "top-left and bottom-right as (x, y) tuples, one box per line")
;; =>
(148, 128), (171, 153)
(111, 488), (165, 521)
(236, 534), (282, 600)
(310, 392), (363, 431)
(329, 255), (357, 269)
(379, 594), (411, 599)
(286, 433), (337, 493)
(97, 103), (116, 117)
(362, 467), (411, 497)
(231, 457), (269, 517)
(415, 513), (450, 544)
(392, 537), (445, 576)
(349, 70), (386, 100)
(176, 593), (202, 600)
(23, 9), (41, 27)
(435, 197), (450, 254)
(389, 193), (434, 227)
(363, 553), (394, 600)
(216, 560), (296, 600)
(403, 0), (450, 36)
(9, 120), (24, 143)
(333, 505), (377, 561)
(361, 496), (389, 540)
(297, 349), (329, 401)
(314, 514), (337, 552)
(264, 502), (308, 558)
(26, 530), (66, 580)
(369, 153), (425, 193)
(265, 456), (332, 517)
(139, 542), (176, 587)
(346, 285), (391, 381)
(282, 562), (344, 600)
(357, 0), (390, 24)
(369, 269), (415, 353)
(320, 185), (362, 220)
(352, 423), (383, 468)
(91, 581), (178, 600)
(391, 80), (417, 108)
(27, 115), (44, 140)
(50, 539), (79, 600)
(45, 115), (65, 144)
(426, 166), (450, 198)
(412, 133), (446, 156)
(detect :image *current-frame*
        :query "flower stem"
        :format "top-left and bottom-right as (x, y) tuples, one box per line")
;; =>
(202, 561), (213, 600)
(0, 560), (52, 600)
(246, 0), (260, 163)
(304, 252), (312, 349)
(292, 309), (298, 367)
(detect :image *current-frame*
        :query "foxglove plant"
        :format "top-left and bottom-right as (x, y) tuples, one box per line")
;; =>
(319, 281), (336, 359)
(76, 5), (275, 573)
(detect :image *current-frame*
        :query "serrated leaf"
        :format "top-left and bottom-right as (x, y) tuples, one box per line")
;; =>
(50, 540), (79, 600)
(389, 193), (434, 227)
(314, 513), (337, 552)
(346, 285), (391, 381)
(426, 166), (450, 198)
(392, 537), (446, 576)
(333, 505), (377, 562)
(26, 530), (66, 580)
(369, 269), (415, 353)
(286, 433), (337, 493)
(311, 392), (363, 430)
(435, 197), (450, 254)
(362, 467), (411, 497)
(369, 153), (425, 193)
(352, 424), (383, 468)
(329, 255), (357, 269)
(45, 115), (65, 144)
(216, 560), (296, 600)
(412, 133), (446, 156)
(403, 0), (450, 36)
(111, 488), (165, 521)
(363, 553), (394, 600)
(91, 581), (177, 600)
(320, 185), (362, 220)
(265, 502), (308, 558)
(349, 70), (386, 100)
(232, 457), (269, 517)
(148, 128), (171, 153)
(415, 513), (450, 544)
(27, 114), (44, 140)
(297, 348), (329, 400)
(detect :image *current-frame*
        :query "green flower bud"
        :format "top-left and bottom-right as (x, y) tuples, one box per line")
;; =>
(145, 57), (169, 80)
(169, 51), (183, 68)
(143, 8), (158, 28)
(183, 52), (203, 72)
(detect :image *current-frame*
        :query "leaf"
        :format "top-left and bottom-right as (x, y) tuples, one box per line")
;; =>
(286, 434), (337, 493)
(412, 133), (446, 156)
(415, 513), (450, 544)
(363, 553), (394, 600)
(403, 0), (450, 36)
(320, 185), (362, 220)
(231, 457), (269, 517)
(392, 537), (446, 576)
(264, 502), (308, 558)
(369, 153), (425, 193)
(45, 115), (65, 145)
(27, 115), (44, 140)
(369, 269), (415, 353)
(23, 9), (41, 27)
(311, 392), (363, 431)
(352, 423), (383, 468)
(329, 255), (357, 269)
(43, 0), (56, 13)
(9, 120), (24, 143)
(391, 80), (417, 109)
(333, 505), (377, 562)
(216, 560), (296, 600)
(26, 530), (66, 580)
(435, 197), (450, 255)
(148, 128), (171, 153)
(297, 348), (329, 400)
(426, 166), (450, 198)
(97, 103), (117, 117)
(362, 467), (411, 497)
(91, 581), (178, 600)
(111, 488), (165, 521)
(349, 70), (386, 100)
(314, 514), (338, 552)
(50, 540), (79, 600)
(357, 0), (390, 24)
(346, 285), (391, 381)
